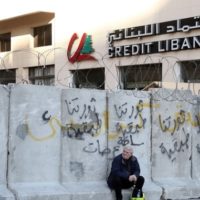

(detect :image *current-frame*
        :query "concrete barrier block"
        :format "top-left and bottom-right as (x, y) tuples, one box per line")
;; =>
(0, 85), (14, 199)
(8, 84), (65, 199)
(9, 183), (68, 200)
(10, 182), (114, 200)
(62, 181), (113, 200)
(143, 181), (162, 200)
(61, 89), (107, 182)
(153, 178), (200, 199)
(2, 85), (199, 200)
(189, 95), (200, 198)
(191, 96), (200, 180)
(151, 89), (197, 199)
(60, 89), (112, 200)
(107, 90), (162, 200)
(107, 91), (151, 175)
(0, 185), (14, 200)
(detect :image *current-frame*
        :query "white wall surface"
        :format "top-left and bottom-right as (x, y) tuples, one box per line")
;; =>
(61, 88), (107, 182)
(8, 84), (62, 183)
(0, 86), (9, 185)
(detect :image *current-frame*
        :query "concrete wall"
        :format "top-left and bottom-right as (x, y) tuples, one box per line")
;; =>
(0, 86), (14, 199)
(151, 89), (198, 199)
(61, 89), (107, 182)
(107, 90), (161, 200)
(0, 84), (200, 200)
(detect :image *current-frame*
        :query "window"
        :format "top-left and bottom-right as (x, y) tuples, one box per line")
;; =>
(181, 61), (200, 83)
(0, 33), (11, 52)
(34, 24), (52, 47)
(71, 68), (105, 89)
(0, 69), (16, 84)
(120, 64), (162, 90)
(29, 65), (54, 86)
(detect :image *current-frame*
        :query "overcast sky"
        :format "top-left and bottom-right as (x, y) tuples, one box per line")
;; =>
(0, 0), (162, 20)
(0, 0), (56, 19)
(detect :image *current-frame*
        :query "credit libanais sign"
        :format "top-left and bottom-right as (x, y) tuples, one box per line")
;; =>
(108, 16), (200, 57)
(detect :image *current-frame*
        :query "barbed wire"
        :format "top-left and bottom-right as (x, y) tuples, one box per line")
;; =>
(0, 48), (200, 104)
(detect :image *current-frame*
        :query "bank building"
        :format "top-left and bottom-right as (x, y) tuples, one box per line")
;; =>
(0, 0), (200, 94)
(1, 1), (200, 200)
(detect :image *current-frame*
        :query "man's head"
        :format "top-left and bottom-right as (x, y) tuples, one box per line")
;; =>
(122, 146), (133, 160)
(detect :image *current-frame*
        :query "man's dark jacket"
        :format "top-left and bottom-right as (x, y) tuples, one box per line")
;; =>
(107, 154), (140, 188)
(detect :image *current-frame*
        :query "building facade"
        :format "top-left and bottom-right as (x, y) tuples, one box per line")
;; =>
(1, 0), (200, 93)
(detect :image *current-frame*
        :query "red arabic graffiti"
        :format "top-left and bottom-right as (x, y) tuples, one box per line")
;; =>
(67, 33), (96, 63)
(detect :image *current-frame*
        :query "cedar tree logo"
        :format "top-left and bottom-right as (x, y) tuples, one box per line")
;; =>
(67, 33), (96, 63)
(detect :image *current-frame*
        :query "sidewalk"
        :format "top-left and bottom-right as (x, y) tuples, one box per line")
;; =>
(173, 199), (200, 200)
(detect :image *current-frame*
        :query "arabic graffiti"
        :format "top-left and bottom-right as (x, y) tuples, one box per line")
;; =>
(83, 139), (119, 158)
(16, 112), (62, 141)
(159, 110), (185, 135)
(159, 109), (200, 134)
(102, 99), (146, 157)
(62, 117), (102, 140)
(117, 134), (144, 146)
(114, 99), (144, 119)
(75, 98), (147, 157)
(65, 97), (97, 119)
(63, 97), (102, 139)
(113, 100), (146, 135)
(159, 128), (190, 162)
(83, 137), (144, 157)
(16, 107), (102, 142)
(42, 110), (51, 122)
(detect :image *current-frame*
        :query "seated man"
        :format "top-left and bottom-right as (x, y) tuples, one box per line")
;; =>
(107, 146), (145, 200)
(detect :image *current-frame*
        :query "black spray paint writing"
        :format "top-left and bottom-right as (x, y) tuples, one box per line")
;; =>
(159, 128), (190, 162)
(63, 97), (102, 140)
(114, 100), (147, 135)
(65, 97), (96, 119)
(42, 110), (51, 122)
(159, 109), (200, 135)
(83, 139), (119, 158)
(62, 112), (102, 140)
(114, 99), (144, 119)
(83, 137), (144, 158)
(117, 134), (144, 146)
(159, 110), (185, 135)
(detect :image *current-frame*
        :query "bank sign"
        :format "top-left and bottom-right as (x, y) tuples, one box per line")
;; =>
(108, 16), (200, 58)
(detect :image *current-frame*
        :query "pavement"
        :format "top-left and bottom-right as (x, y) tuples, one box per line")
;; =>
(156, 198), (200, 200)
